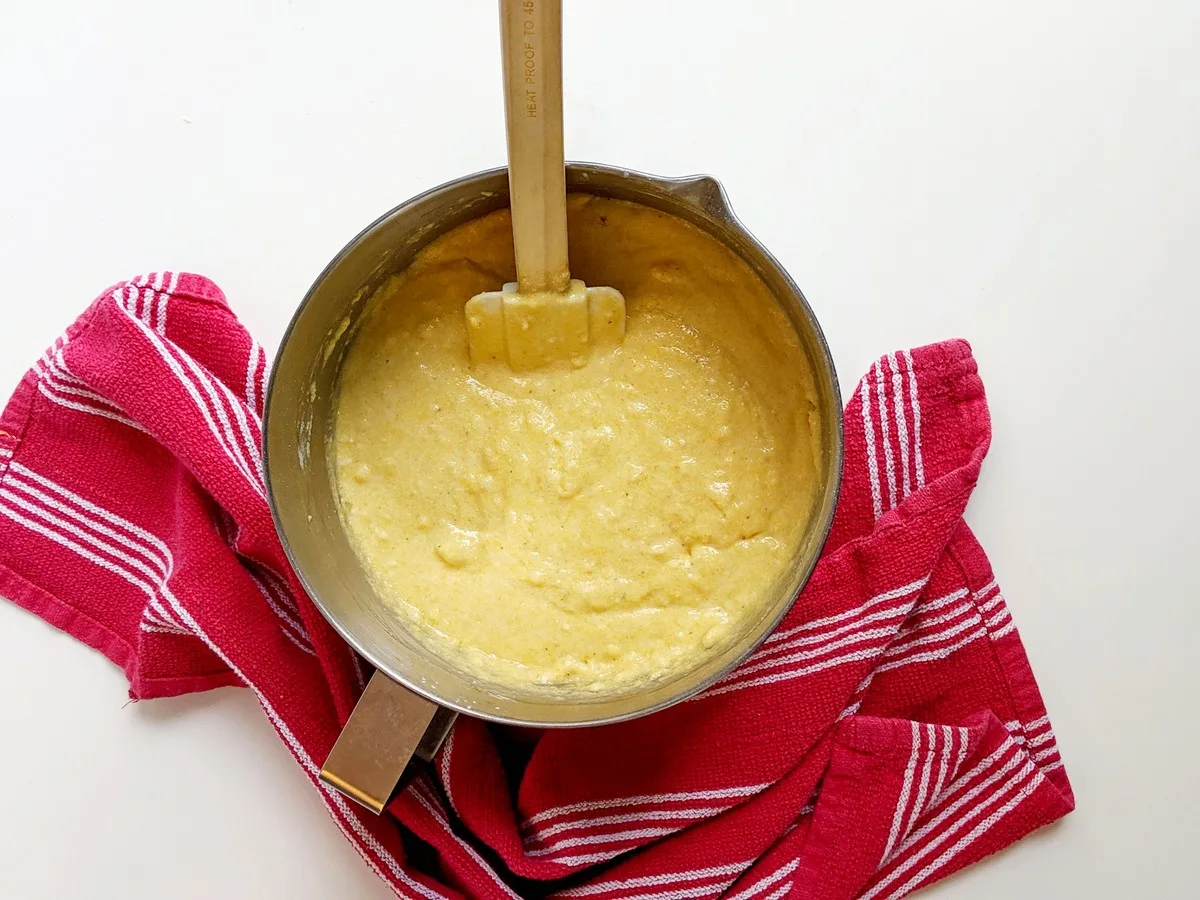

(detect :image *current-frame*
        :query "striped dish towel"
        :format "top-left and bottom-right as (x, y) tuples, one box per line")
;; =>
(0, 273), (1073, 899)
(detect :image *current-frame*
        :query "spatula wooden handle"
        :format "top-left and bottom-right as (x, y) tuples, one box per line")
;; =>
(500, 0), (570, 294)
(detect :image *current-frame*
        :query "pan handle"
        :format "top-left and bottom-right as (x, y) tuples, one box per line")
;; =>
(320, 670), (458, 814)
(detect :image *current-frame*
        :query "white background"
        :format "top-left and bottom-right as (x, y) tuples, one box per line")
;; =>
(1, 1), (1197, 896)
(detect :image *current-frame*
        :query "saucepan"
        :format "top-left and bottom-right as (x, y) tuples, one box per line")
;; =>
(263, 163), (844, 813)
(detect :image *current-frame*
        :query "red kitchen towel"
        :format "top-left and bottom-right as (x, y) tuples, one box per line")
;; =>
(0, 273), (1073, 899)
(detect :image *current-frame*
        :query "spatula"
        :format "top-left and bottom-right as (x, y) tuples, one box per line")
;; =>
(465, 0), (626, 371)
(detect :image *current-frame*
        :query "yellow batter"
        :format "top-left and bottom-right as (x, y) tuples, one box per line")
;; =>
(334, 195), (821, 692)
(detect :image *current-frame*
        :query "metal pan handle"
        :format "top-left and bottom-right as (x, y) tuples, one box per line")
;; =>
(320, 671), (458, 814)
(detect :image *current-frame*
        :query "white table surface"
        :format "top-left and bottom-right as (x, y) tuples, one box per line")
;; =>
(2, 1), (1197, 896)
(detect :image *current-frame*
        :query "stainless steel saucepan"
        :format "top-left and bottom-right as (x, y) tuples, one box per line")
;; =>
(263, 163), (843, 813)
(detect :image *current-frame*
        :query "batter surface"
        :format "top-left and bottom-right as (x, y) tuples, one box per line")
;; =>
(334, 195), (821, 691)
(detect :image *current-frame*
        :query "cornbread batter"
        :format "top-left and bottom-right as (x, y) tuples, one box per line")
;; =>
(334, 195), (821, 691)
